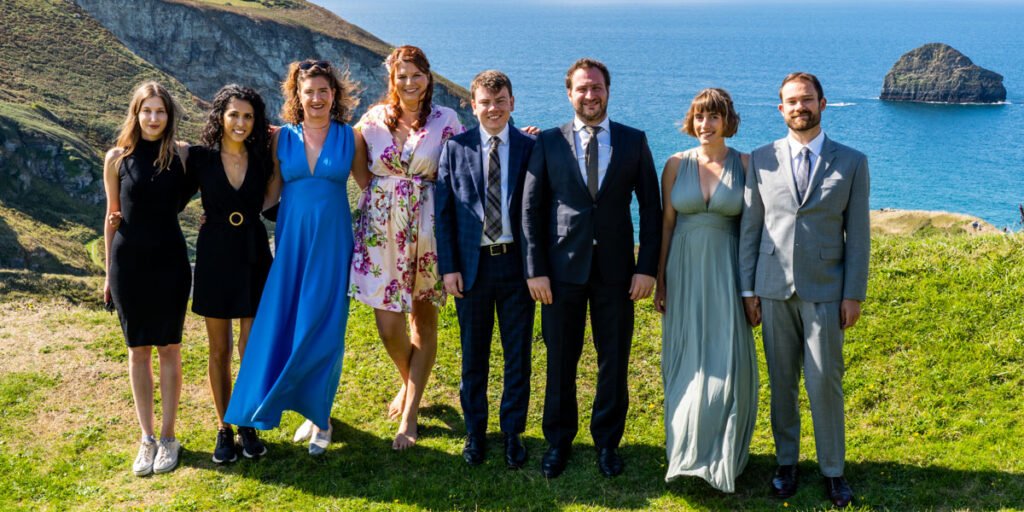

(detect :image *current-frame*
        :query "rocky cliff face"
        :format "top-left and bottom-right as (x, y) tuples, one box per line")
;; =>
(880, 43), (1006, 104)
(73, 0), (472, 123)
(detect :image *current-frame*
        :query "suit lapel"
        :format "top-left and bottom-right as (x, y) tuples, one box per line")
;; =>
(802, 136), (836, 207)
(560, 122), (589, 194)
(507, 128), (525, 205)
(775, 139), (801, 206)
(467, 127), (485, 221)
(596, 121), (622, 200)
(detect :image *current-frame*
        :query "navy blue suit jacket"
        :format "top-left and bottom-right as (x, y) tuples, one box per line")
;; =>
(435, 125), (535, 292)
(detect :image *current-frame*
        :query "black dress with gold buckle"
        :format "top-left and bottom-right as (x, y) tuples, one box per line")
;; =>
(185, 145), (273, 319)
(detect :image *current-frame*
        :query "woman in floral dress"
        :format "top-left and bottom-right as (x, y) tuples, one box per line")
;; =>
(351, 45), (464, 449)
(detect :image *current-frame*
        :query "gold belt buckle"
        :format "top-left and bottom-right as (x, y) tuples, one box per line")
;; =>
(489, 244), (506, 256)
(228, 211), (244, 227)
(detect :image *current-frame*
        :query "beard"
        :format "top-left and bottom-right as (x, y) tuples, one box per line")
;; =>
(785, 109), (821, 132)
(574, 99), (607, 124)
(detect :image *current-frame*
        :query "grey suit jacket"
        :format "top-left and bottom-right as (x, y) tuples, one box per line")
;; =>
(738, 136), (870, 303)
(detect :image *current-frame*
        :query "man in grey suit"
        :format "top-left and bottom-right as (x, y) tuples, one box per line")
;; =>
(739, 72), (869, 508)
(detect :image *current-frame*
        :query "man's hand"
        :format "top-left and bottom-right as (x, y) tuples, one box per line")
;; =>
(443, 272), (464, 299)
(520, 125), (541, 136)
(743, 296), (761, 327)
(654, 282), (667, 314)
(629, 274), (655, 301)
(840, 299), (861, 330)
(527, 276), (552, 305)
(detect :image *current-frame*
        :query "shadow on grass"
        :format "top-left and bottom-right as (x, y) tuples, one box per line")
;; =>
(190, 423), (1024, 511)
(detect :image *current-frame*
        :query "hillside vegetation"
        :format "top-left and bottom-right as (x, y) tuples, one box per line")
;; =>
(0, 231), (1021, 510)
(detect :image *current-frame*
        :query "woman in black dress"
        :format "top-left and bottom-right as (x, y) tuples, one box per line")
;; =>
(103, 81), (191, 477)
(185, 84), (274, 464)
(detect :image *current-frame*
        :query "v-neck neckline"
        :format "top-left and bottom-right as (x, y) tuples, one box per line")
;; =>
(301, 121), (332, 176)
(219, 150), (248, 192)
(696, 148), (732, 210)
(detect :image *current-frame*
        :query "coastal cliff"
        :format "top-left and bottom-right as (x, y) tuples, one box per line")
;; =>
(0, 0), (472, 275)
(880, 43), (1006, 104)
(73, 0), (472, 124)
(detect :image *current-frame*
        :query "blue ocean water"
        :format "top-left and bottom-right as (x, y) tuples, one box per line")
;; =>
(323, 0), (1024, 229)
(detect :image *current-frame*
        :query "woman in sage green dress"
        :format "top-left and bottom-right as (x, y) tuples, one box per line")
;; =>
(654, 88), (758, 493)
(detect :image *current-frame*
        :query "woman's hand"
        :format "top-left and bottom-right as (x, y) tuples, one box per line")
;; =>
(520, 125), (541, 136)
(654, 282), (667, 314)
(106, 211), (122, 228)
(103, 279), (114, 312)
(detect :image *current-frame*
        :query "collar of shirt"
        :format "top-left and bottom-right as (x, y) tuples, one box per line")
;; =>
(787, 130), (826, 159)
(480, 123), (511, 148)
(573, 116), (611, 135)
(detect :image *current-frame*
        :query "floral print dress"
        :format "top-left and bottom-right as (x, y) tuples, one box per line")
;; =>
(351, 104), (464, 312)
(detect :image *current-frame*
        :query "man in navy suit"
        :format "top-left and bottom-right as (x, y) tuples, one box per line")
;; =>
(435, 70), (536, 469)
(522, 58), (661, 478)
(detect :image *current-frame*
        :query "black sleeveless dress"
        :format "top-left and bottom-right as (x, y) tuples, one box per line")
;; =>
(185, 145), (272, 319)
(109, 139), (191, 347)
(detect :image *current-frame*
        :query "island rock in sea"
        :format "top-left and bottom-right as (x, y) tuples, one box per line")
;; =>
(880, 43), (1006, 104)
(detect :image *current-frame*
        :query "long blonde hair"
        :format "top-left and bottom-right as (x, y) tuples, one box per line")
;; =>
(112, 81), (180, 173)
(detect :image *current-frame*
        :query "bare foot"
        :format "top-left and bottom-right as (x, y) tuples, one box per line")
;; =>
(387, 385), (406, 420)
(392, 422), (418, 450)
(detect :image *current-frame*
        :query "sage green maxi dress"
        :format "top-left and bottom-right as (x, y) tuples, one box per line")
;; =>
(662, 148), (758, 493)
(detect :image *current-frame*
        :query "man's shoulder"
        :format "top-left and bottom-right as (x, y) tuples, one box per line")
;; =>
(826, 138), (867, 162)
(751, 139), (783, 158)
(609, 120), (644, 138)
(447, 126), (479, 146)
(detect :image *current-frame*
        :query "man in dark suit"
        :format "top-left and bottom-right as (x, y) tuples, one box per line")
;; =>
(521, 58), (661, 478)
(435, 70), (535, 469)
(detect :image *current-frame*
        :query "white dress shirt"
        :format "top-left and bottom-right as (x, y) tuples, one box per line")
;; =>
(787, 130), (826, 191)
(480, 123), (513, 245)
(572, 116), (612, 190)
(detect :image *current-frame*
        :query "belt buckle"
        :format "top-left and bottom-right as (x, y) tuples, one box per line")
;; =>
(228, 211), (244, 227)
(488, 244), (506, 256)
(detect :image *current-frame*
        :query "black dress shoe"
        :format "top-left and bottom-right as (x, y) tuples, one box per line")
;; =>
(770, 465), (799, 498)
(596, 447), (624, 477)
(540, 446), (571, 478)
(462, 435), (486, 466)
(825, 476), (854, 508)
(503, 433), (527, 469)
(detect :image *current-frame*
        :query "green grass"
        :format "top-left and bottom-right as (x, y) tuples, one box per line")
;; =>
(0, 232), (1021, 510)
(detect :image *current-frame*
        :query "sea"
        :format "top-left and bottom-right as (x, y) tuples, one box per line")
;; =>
(321, 0), (1024, 229)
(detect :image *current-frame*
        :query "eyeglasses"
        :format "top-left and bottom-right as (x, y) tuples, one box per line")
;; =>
(298, 60), (330, 71)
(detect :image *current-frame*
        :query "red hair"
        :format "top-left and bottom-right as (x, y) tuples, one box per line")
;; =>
(379, 45), (433, 132)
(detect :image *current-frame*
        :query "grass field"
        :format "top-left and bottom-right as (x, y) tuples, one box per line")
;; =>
(1, 231), (1023, 511)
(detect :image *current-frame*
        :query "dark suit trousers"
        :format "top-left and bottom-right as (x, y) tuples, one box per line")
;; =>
(454, 247), (534, 437)
(541, 253), (633, 449)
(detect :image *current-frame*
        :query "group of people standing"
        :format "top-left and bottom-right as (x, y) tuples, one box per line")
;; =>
(103, 44), (868, 508)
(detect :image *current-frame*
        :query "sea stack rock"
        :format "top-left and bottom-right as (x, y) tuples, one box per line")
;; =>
(880, 43), (1006, 104)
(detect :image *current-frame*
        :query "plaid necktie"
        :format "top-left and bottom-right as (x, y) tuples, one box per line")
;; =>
(484, 136), (503, 242)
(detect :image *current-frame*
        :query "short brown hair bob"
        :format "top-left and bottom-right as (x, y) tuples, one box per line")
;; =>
(470, 69), (513, 99)
(280, 58), (360, 125)
(681, 88), (740, 138)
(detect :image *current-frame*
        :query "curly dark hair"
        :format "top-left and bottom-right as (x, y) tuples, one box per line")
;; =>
(200, 84), (272, 182)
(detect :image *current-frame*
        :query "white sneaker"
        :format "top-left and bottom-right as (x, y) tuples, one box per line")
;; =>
(293, 419), (314, 443)
(153, 439), (182, 474)
(309, 422), (333, 456)
(132, 439), (157, 476)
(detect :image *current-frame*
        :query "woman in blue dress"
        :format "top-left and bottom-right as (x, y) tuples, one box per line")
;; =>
(224, 59), (368, 456)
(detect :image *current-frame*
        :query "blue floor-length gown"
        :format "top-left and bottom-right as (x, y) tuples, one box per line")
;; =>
(225, 121), (354, 431)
